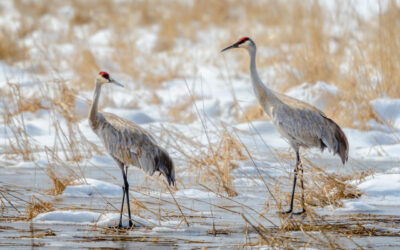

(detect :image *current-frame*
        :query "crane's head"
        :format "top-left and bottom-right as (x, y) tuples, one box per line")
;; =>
(96, 71), (124, 87)
(156, 150), (176, 186)
(221, 37), (254, 52)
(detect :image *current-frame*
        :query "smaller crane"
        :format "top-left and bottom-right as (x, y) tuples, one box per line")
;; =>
(89, 72), (175, 228)
(222, 37), (348, 214)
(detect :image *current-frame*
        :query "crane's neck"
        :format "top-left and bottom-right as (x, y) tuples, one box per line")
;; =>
(89, 82), (102, 130)
(248, 45), (280, 117)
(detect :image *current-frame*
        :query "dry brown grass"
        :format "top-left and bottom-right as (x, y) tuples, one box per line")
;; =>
(305, 165), (362, 208)
(70, 49), (100, 90)
(25, 196), (54, 220)
(2, 84), (37, 161)
(183, 127), (248, 197)
(274, 152), (364, 211)
(0, 29), (27, 62)
(46, 167), (74, 196)
(239, 104), (269, 123)
(168, 96), (198, 124)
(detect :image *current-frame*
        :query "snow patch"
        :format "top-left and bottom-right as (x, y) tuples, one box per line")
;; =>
(103, 108), (155, 124)
(370, 98), (400, 130)
(175, 189), (216, 199)
(285, 81), (338, 111)
(63, 178), (121, 197)
(34, 210), (102, 224)
(357, 173), (400, 197)
(341, 173), (400, 212)
(89, 30), (112, 46)
(34, 210), (152, 227)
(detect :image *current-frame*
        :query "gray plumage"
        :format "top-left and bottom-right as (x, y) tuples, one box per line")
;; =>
(222, 37), (348, 214)
(90, 112), (174, 180)
(272, 93), (348, 164)
(89, 71), (175, 228)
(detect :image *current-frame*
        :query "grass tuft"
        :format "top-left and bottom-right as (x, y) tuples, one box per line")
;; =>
(25, 196), (54, 220)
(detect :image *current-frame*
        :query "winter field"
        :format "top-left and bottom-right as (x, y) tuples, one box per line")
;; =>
(1, 0), (400, 248)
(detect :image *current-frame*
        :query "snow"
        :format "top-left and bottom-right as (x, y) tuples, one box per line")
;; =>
(370, 98), (400, 130)
(285, 81), (339, 111)
(89, 30), (112, 47)
(34, 210), (103, 224)
(63, 178), (122, 197)
(96, 213), (153, 228)
(175, 189), (216, 199)
(340, 173), (400, 213)
(34, 210), (152, 227)
(103, 108), (155, 124)
(357, 173), (400, 197)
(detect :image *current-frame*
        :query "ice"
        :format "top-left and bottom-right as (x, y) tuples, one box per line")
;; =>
(10, 160), (47, 168)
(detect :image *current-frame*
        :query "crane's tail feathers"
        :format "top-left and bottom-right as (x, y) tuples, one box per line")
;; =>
(335, 123), (349, 164)
(156, 150), (175, 186)
(325, 118), (349, 164)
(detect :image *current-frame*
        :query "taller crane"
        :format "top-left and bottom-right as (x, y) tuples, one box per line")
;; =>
(222, 37), (348, 214)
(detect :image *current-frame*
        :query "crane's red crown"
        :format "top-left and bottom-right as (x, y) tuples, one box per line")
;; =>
(238, 37), (249, 43)
(99, 71), (110, 80)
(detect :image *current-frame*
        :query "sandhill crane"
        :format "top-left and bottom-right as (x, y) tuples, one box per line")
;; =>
(89, 71), (175, 228)
(221, 37), (348, 214)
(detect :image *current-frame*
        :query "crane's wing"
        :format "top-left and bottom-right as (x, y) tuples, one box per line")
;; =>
(274, 101), (348, 164)
(96, 113), (175, 184)
(276, 93), (326, 116)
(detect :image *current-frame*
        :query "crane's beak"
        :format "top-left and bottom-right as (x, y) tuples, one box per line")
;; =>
(110, 78), (124, 87)
(221, 42), (239, 52)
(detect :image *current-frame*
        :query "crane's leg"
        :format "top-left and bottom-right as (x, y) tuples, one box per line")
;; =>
(115, 160), (126, 229)
(122, 167), (133, 228)
(282, 151), (300, 214)
(293, 154), (306, 215)
(118, 181), (126, 228)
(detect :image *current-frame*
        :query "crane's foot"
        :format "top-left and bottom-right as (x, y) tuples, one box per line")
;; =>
(280, 208), (292, 214)
(114, 220), (135, 230)
(292, 208), (306, 215)
(279, 208), (306, 215)
(114, 224), (135, 230)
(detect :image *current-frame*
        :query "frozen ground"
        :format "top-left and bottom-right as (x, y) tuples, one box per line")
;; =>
(1, 0), (400, 248)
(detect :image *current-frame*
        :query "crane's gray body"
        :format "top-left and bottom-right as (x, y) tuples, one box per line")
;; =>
(91, 112), (171, 176)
